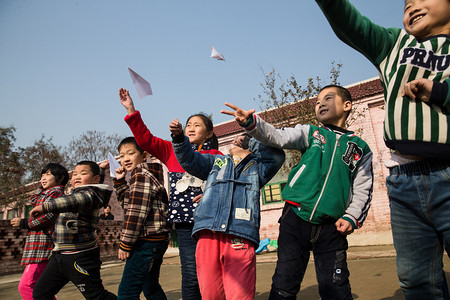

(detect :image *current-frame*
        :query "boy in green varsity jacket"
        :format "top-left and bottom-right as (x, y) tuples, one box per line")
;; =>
(222, 85), (373, 300)
(112, 137), (171, 299)
(315, 1), (450, 299)
(30, 161), (116, 300)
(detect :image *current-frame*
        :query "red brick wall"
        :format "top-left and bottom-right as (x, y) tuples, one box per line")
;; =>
(0, 220), (122, 276)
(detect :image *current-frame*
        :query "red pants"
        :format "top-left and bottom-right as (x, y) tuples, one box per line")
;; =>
(195, 230), (256, 300)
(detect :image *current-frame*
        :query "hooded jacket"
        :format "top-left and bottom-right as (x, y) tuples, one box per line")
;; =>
(43, 184), (112, 252)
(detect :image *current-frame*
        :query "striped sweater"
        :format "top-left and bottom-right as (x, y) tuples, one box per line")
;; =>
(317, 0), (450, 158)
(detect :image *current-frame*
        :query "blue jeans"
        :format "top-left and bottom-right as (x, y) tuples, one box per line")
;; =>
(175, 223), (201, 300)
(387, 159), (450, 300)
(118, 240), (168, 300)
(269, 204), (352, 300)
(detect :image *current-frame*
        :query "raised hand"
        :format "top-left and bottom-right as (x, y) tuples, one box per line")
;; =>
(169, 119), (183, 137)
(115, 166), (126, 180)
(221, 102), (255, 126)
(119, 88), (136, 115)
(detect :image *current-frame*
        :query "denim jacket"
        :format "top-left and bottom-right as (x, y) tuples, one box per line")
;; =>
(172, 135), (285, 245)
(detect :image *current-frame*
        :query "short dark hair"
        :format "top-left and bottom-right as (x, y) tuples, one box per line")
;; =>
(118, 137), (144, 154)
(186, 113), (219, 149)
(41, 163), (69, 186)
(106, 205), (111, 209)
(76, 161), (100, 176)
(319, 84), (352, 103)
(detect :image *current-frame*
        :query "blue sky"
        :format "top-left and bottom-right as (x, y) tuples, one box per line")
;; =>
(0, 0), (404, 152)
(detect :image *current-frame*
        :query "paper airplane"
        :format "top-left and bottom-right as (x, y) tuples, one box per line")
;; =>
(108, 153), (121, 178)
(128, 67), (153, 98)
(210, 45), (225, 61)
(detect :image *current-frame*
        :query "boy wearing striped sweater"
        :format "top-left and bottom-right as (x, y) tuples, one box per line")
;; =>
(315, 0), (450, 299)
(113, 137), (171, 299)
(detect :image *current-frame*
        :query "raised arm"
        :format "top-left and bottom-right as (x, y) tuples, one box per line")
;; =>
(221, 102), (310, 151)
(315, 0), (400, 66)
(120, 88), (175, 165)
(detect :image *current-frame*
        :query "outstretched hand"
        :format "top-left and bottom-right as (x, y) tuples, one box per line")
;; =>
(169, 119), (183, 137)
(119, 88), (136, 115)
(401, 78), (433, 103)
(221, 103), (255, 126)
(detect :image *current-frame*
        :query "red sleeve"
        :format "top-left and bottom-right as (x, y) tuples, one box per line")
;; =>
(124, 111), (183, 172)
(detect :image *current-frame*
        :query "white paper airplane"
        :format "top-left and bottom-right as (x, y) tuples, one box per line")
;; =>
(128, 67), (153, 98)
(108, 153), (121, 178)
(210, 45), (225, 61)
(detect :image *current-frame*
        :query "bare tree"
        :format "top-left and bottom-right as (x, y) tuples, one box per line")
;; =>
(0, 126), (26, 208)
(19, 135), (65, 183)
(63, 130), (124, 169)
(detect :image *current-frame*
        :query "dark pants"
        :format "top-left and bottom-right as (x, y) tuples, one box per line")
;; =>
(33, 248), (116, 300)
(118, 239), (168, 299)
(175, 223), (201, 300)
(269, 204), (352, 300)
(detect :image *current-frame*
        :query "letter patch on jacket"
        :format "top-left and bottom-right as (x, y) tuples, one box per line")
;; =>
(235, 208), (251, 221)
(342, 142), (362, 172)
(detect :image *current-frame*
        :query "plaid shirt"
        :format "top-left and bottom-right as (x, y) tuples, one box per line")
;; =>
(114, 162), (171, 252)
(19, 186), (64, 265)
(43, 184), (112, 252)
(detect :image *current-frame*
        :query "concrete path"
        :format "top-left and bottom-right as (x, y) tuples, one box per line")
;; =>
(1, 245), (449, 299)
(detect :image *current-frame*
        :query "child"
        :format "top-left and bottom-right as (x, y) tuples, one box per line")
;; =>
(10, 163), (68, 300)
(222, 85), (374, 300)
(112, 137), (171, 299)
(170, 119), (285, 300)
(119, 88), (222, 299)
(98, 205), (114, 220)
(30, 161), (116, 300)
(315, 1), (450, 298)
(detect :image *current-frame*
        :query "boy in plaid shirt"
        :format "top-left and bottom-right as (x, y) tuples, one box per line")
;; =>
(30, 161), (116, 300)
(11, 163), (68, 300)
(112, 137), (171, 299)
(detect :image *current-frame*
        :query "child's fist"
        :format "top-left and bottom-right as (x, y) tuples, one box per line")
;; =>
(401, 78), (433, 103)
(169, 119), (183, 136)
(115, 166), (126, 180)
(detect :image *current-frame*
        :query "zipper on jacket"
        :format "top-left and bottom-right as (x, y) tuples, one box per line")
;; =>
(309, 138), (339, 222)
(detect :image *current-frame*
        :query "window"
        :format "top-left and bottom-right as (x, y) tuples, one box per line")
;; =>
(262, 182), (286, 204)
(24, 205), (32, 219)
(7, 209), (18, 220)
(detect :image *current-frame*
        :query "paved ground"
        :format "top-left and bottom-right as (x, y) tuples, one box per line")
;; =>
(1, 245), (450, 299)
